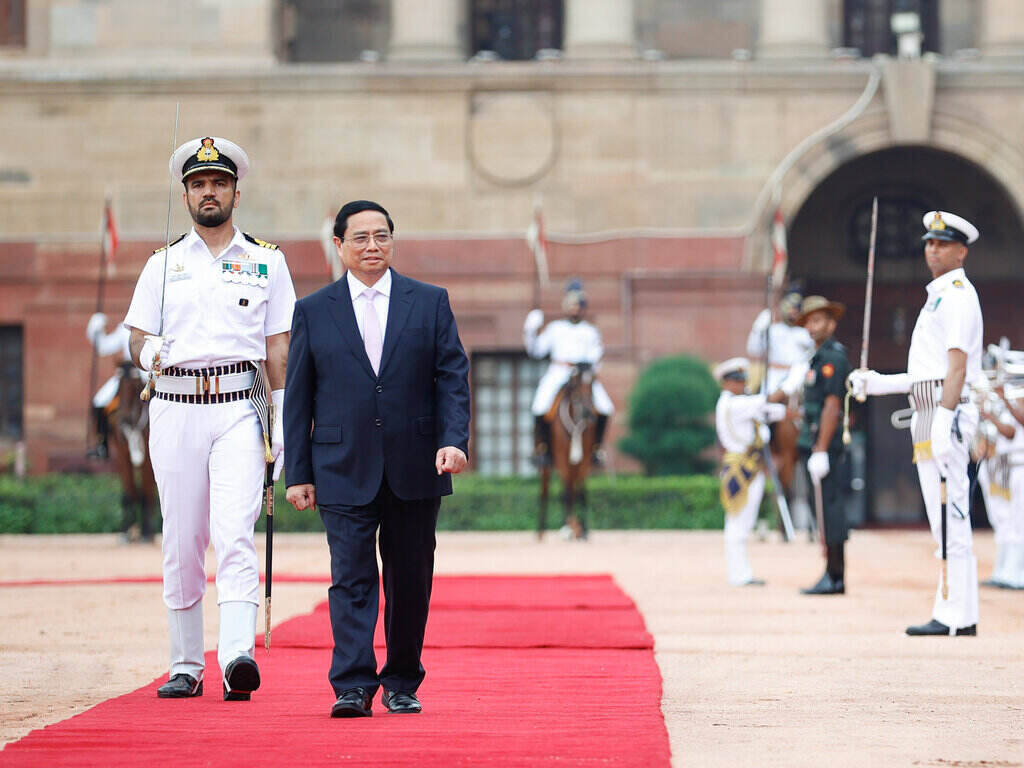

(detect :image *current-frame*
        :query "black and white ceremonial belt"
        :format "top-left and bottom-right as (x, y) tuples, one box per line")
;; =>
(154, 362), (256, 403)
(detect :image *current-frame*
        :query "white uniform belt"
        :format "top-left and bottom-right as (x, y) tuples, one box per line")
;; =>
(155, 369), (256, 396)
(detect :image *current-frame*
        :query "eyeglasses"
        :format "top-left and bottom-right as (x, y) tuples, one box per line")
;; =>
(344, 231), (393, 249)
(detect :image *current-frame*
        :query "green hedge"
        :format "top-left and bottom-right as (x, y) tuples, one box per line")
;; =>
(0, 472), (732, 534)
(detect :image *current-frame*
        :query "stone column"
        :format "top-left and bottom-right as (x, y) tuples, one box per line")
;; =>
(980, 0), (1024, 57)
(757, 0), (829, 58)
(564, 0), (635, 59)
(389, 0), (462, 61)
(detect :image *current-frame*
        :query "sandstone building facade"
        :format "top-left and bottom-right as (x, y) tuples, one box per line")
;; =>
(2, 0), (1022, 523)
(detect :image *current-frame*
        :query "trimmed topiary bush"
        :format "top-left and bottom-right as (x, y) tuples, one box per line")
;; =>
(617, 354), (719, 476)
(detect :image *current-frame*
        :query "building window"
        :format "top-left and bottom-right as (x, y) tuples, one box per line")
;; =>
(848, 195), (932, 265)
(279, 0), (390, 62)
(472, 352), (546, 475)
(471, 0), (563, 60)
(0, 0), (26, 47)
(0, 326), (23, 441)
(843, 0), (939, 57)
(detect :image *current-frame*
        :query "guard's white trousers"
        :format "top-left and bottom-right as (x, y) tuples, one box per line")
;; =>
(979, 461), (1011, 584)
(1005, 465), (1024, 589)
(914, 404), (978, 630)
(531, 366), (615, 416)
(724, 473), (764, 586)
(92, 372), (121, 408)
(150, 395), (264, 603)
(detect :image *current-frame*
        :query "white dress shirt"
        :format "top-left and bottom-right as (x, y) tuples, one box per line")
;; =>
(347, 268), (391, 343)
(124, 227), (296, 368)
(716, 391), (787, 454)
(907, 267), (983, 388)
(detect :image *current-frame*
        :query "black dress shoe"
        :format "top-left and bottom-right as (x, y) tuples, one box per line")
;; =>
(742, 578), (766, 587)
(382, 689), (421, 714)
(157, 673), (203, 698)
(331, 687), (373, 718)
(906, 619), (977, 636)
(223, 656), (261, 701)
(981, 578), (1009, 589)
(800, 573), (845, 595)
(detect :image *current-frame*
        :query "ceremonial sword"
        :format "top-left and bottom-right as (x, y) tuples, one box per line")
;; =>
(843, 196), (877, 445)
(140, 102), (180, 402)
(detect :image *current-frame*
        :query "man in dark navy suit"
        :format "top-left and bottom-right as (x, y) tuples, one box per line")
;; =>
(284, 200), (470, 718)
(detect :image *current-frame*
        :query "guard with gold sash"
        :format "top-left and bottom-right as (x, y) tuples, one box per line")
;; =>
(796, 296), (852, 595)
(850, 211), (983, 635)
(715, 357), (787, 586)
(124, 136), (296, 698)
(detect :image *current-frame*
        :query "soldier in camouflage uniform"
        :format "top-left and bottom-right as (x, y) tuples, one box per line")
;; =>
(796, 296), (852, 595)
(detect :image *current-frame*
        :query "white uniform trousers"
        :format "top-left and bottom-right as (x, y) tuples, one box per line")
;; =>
(149, 397), (265, 678)
(978, 461), (1012, 584)
(1006, 464), (1024, 589)
(724, 472), (765, 586)
(531, 365), (615, 416)
(914, 404), (979, 630)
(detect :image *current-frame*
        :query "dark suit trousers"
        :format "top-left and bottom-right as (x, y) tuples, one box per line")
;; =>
(800, 449), (850, 547)
(319, 476), (440, 698)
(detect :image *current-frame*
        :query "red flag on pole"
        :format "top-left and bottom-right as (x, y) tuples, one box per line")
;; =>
(525, 201), (550, 288)
(770, 207), (787, 290)
(102, 198), (119, 274)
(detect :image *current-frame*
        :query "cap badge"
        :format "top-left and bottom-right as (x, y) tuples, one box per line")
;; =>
(929, 213), (946, 231)
(196, 137), (220, 163)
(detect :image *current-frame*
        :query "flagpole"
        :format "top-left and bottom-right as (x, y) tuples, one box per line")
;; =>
(86, 196), (113, 453)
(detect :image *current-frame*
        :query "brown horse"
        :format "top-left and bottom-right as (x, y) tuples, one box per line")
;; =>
(107, 362), (157, 542)
(538, 363), (597, 541)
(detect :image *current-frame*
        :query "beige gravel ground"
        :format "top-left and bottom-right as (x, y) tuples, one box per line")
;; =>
(1, 529), (1022, 767)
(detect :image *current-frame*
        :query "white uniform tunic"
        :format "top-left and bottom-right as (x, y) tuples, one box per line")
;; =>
(715, 390), (786, 585)
(525, 318), (615, 416)
(746, 309), (814, 393)
(124, 227), (295, 678)
(906, 267), (983, 630)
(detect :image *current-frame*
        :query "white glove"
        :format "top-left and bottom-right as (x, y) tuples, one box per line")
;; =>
(86, 313), (107, 344)
(779, 362), (809, 397)
(139, 334), (173, 372)
(807, 451), (830, 482)
(847, 369), (912, 398)
(271, 389), (285, 481)
(758, 423), (771, 444)
(524, 309), (544, 334)
(930, 406), (955, 469)
(751, 308), (771, 334)
(761, 402), (787, 424)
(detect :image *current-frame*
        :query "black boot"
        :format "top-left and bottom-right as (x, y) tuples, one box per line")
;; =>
(826, 542), (845, 587)
(592, 414), (608, 466)
(88, 406), (110, 460)
(801, 544), (845, 595)
(532, 416), (552, 468)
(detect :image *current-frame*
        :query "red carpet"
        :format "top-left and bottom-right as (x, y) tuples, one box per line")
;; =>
(1, 575), (671, 767)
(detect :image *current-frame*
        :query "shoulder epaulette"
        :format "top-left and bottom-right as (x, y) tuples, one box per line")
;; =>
(952, 279), (965, 289)
(152, 234), (186, 254)
(243, 232), (279, 250)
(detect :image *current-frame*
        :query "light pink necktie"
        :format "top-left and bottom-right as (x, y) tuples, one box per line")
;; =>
(361, 288), (383, 375)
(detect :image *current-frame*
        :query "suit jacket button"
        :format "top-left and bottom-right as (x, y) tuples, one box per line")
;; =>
(375, 418), (382, 427)
(375, 385), (382, 393)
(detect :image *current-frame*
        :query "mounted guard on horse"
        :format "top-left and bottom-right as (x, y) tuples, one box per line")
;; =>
(523, 279), (614, 468)
(87, 312), (156, 541)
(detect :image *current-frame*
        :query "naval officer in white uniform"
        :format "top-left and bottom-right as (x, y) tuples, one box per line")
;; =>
(124, 136), (296, 697)
(850, 211), (983, 636)
(714, 357), (788, 586)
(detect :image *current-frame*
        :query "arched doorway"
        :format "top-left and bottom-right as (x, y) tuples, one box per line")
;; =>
(788, 145), (1024, 525)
